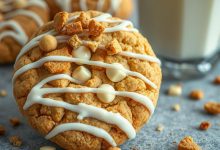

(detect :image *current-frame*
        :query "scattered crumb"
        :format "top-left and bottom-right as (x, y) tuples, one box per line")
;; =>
(0, 89), (7, 97)
(107, 147), (121, 150)
(204, 101), (220, 115)
(156, 124), (164, 132)
(167, 84), (182, 96)
(9, 136), (22, 147)
(199, 121), (211, 131)
(172, 104), (181, 112)
(40, 146), (56, 150)
(9, 117), (20, 127)
(213, 76), (220, 85)
(0, 125), (5, 136)
(189, 90), (204, 100)
(178, 136), (201, 150)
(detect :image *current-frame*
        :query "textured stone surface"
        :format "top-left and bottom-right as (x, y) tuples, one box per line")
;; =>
(0, 62), (220, 150)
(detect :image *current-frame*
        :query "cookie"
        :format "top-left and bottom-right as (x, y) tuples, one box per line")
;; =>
(13, 11), (162, 150)
(45, 0), (133, 19)
(0, 0), (49, 64)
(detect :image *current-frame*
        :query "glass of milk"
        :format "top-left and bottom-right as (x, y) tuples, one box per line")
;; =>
(139, 0), (220, 79)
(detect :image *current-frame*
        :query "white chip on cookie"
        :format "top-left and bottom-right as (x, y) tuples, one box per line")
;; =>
(106, 63), (127, 82)
(97, 84), (116, 103)
(72, 46), (91, 64)
(72, 66), (92, 82)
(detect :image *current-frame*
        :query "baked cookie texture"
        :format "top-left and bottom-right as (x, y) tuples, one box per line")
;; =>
(13, 11), (162, 150)
(0, 0), (49, 64)
(45, 0), (133, 19)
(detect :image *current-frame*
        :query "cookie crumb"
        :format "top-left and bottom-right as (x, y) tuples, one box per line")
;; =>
(54, 12), (69, 32)
(9, 136), (22, 147)
(107, 147), (121, 150)
(0, 89), (7, 97)
(204, 101), (220, 115)
(213, 76), (220, 85)
(9, 117), (20, 127)
(68, 35), (82, 50)
(0, 125), (5, 136)
(189, 90), (204, 100)
(106, 39), (122, 55)
(88, 20), (105, 37)
(156, 124), (164, 132)
(199, 121), (211, 131)
(178, 136), (201, 150)
(172, 104), (181, 112)
(40, 146), (56, 150)
(167, 84), (182, 96)
(62, 21), (83, 35)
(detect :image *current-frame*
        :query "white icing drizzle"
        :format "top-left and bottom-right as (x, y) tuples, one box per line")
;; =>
(13, 56), (157, 89)
(0, 20), (28, 45)
(23, 74), (136, 139)
(55, 0), (72, 12)
(45, 123), (117, 146)
(0, 0), (47, 45)
(79, 0), (121, 14)
(13, 13), (160, 146)
(5, 9), (44, 26)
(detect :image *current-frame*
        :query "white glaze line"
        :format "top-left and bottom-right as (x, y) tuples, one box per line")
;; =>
(24, 74), (155, 115)
(5, 9), (44, 26)
(45, 123), (117, 146)
(13, 56), (157, 89)
(0, 20), (28, 45)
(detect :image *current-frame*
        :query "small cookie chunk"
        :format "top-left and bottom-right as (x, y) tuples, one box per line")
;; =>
(199, 121), (211, 131)
(172, 104), (181, 112)
(88, 20), (105, 37)
(213, 76), (220, 85)
(106, 39), (122, 55)
(9, 117), (21, 127)
(178, 136), (201, 150)
(189, 90), (204, 100)
(9, 136), (22, 147)
(0, 89), (7, 97)
(40, 146), (56, 150)
(204, 101), (220, 115)
(68, 35), (82, 50)
(156, 124), (164, 132)
(62, 21), (83, 35)
(54, 12), (69, 32)
(0, 125), (5, 136)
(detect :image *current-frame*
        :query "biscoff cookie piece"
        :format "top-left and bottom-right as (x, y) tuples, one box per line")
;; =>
(0, 0), (49, 64)
(178, 136), (201, 150)
(45, 0), (133, 19)
(13, 11), (162, 150)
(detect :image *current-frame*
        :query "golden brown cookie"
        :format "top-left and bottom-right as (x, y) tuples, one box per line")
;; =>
(0, 0), (49, 64)
(45, 0), (133, 19)
(13, 11), (162, 150)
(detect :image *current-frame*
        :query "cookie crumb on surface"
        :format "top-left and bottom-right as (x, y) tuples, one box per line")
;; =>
(156, 124), (164, 132)
(9, 136), (22, 147)
(107, 147), (121, 150)
(0, 125), (5, 136)
(40, 146), (56, 150)
(0, 89), (7, 97)
(9, 118), (20, 127)
(204, 101), (220, 115)
(189, 90), (204, 100)
(199, 121), (211, 130)
(213, 76), (220, 85)
(167, 84), (182, 96)
(178, 136), (201, 150)
(172, 104), (181, 112)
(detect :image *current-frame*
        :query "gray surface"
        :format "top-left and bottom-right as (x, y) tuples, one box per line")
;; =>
(0, 62), (220, 150)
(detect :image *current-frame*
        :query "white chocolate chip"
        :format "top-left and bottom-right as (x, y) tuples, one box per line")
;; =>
(72, 66), (91, 82)
(106, 63), (127, 82)
(97, 84), (115, 103)
(40, 146), (56, 150)
(72, 46), (91, 65)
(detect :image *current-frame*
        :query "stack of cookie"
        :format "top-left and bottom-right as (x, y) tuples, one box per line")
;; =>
(1, 1), (162, 150)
